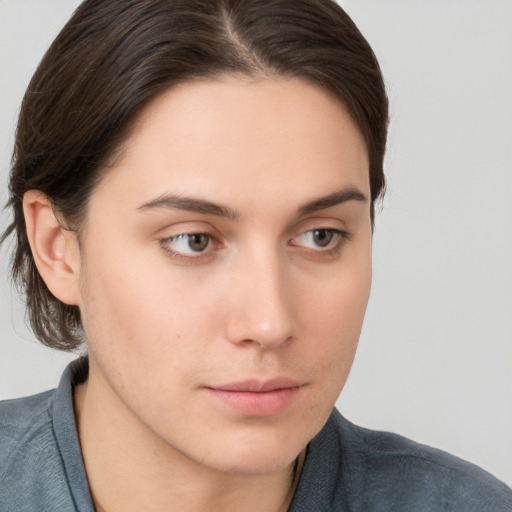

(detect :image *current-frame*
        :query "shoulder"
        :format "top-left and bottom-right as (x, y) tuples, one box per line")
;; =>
(332, 410), (512, 511)
(0, 390), (79, 511)
(293, 410), (512, 512)
(0, 390), (57, 468)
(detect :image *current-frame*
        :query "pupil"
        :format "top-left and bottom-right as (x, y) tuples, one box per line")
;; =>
(188, 234), (209, 251)
(313, 229), (333, 247)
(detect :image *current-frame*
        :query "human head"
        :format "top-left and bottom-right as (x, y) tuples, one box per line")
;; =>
(2, 0), (388, 350)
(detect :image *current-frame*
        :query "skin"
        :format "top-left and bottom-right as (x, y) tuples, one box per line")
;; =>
(24, 76), (372, 512)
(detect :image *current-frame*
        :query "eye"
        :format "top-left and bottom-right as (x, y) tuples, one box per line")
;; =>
(291, 228), (347, 250)
(162, 233), (212, 255)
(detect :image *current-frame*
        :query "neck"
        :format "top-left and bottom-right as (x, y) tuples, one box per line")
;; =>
(74, 367), (303, 512)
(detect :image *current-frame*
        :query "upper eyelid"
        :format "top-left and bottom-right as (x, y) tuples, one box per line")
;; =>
(158, 222), (350, 246)
(290, 223), (349, 237)
(153, 212), (348, 234)
(155, 221), (220, 239)
(289, 213), (349, 233)
(165, 232), (215, 245)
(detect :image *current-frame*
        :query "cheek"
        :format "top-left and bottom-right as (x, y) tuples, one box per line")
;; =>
(78, 248), (220, 424)
(295, 248), (371, 383)
(300, 246), (371, 335)
(78, 240), (235, 399)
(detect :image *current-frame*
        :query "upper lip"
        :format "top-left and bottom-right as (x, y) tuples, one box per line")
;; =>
(207, 377), (302, 392)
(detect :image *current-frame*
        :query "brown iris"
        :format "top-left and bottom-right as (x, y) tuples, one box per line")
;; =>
(188, 233), (210, 252)
(311, 229), (334, 247)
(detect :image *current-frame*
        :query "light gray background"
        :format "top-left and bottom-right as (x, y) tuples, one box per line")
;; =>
(1, 0), (511, 486)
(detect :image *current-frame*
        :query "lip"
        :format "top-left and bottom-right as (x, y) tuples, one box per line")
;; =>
(210, 377), (301, 393)
(204, 378), (303, 417)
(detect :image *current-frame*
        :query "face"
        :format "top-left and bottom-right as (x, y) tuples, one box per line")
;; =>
(76, 76), (372, 475)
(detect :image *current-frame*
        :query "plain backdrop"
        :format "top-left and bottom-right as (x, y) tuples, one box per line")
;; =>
(1, 0), (511, 486)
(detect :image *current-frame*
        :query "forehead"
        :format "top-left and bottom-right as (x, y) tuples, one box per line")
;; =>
(92, 76), (370, 216)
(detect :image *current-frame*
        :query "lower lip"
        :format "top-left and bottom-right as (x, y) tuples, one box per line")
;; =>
(204, 387), (300, 417)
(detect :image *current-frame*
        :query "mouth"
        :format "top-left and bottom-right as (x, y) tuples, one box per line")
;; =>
(203, 378), (303, 417)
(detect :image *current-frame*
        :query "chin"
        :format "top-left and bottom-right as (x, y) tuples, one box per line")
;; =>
(195, 429), (307, 476)
(210, 450), (299, 476)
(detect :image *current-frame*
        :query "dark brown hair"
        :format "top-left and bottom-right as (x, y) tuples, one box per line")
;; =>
(2, 0), (388, 350)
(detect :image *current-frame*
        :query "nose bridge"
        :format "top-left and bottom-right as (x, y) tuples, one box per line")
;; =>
(226, 243), (294, 349)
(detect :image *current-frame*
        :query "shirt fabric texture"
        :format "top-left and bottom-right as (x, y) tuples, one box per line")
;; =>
(1, 358), (511, 511)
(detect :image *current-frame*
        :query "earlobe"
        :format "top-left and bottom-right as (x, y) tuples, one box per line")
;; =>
(23, 190), (81, 306)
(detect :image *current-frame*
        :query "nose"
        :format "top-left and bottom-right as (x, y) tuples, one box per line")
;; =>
(224, 250), (295, 350)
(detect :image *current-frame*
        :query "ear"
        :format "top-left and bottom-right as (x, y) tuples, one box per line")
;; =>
(23, 190), (81, 306)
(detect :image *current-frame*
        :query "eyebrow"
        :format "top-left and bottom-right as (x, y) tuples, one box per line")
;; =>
(297, 187), (367, 216)
(137, 186), (367, 219)
(138, 194), (239, 220)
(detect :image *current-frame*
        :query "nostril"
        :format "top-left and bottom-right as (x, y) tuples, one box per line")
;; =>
(228, 311), (294, 349)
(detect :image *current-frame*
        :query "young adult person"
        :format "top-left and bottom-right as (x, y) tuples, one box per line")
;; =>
(0, 1), (511, 511)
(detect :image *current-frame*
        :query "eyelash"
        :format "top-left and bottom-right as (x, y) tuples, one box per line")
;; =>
(159, 228), (350, 263)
